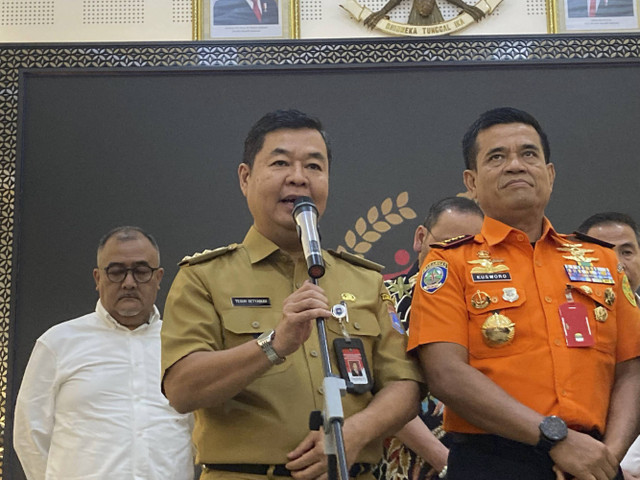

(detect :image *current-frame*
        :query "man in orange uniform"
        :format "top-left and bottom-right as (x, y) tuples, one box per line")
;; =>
(408, 107), (640, 480)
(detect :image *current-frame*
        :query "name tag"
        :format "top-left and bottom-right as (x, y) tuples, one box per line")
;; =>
(472, 272), (512, 282)
(231, 297), (271, 307)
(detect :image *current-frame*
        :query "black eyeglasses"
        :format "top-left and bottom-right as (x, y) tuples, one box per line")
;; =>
(102, 264), (160, 283)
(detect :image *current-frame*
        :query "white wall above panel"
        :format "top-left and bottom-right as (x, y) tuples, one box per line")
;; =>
(0, 0), (547, 43)
(0, 0), (192, 42)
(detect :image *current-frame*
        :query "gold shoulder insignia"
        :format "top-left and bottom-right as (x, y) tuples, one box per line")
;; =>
(570, 231), (615, 249)
(430, 234), (475, 249)
(327, 250), (384, 272)
(380, 292), (393, 304)
(178, 244), (238, 266)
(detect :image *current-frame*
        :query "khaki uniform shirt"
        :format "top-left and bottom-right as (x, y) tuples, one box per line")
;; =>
(162, 227), (422, 465)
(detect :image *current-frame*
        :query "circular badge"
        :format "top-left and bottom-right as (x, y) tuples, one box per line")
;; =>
(481, 312), (515, 347)
(331, 304), (347, 319)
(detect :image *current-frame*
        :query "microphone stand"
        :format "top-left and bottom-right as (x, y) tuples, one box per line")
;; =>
(293, 196), (349, 480)
(310, 274), (350, 480)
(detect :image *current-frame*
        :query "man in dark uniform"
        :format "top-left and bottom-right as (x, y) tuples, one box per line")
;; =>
(377, 196), (483, 480)
(409, 107), (640, 480)
(161, 109), (422, 480)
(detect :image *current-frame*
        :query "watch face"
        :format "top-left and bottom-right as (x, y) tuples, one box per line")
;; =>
(541, 416), (568, 441)
(258, 329), (275, 343)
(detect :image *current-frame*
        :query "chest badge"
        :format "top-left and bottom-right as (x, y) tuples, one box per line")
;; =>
(558, 243), (599, 266)
(594, 305), (608, 322)
(471, 290), (492, 309)
(604, 287), (615, 306)
(341, 292), (357, 302)
(502, 287), (519, 303)
(468, 251), (512, 282)
(331, 302), (351, 339)
(481, 311), (515, 347)
(579, 285), (594, 295)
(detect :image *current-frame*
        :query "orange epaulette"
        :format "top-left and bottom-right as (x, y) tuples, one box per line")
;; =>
(430, 234), (475, 249)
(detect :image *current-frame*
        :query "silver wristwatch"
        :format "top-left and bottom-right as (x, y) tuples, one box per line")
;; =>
(256, 329), (285, 365)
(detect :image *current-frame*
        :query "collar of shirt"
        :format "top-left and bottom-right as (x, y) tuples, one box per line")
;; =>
(243, 225), (334, 268)
(95, 299), (160, 331)
(480, 216), (558, 247)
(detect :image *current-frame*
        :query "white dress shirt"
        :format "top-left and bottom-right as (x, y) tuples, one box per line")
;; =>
(13, 301), (194, 480)
(623, 434), (640, 475)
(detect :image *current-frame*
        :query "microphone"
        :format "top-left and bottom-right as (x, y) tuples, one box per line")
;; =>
(292, 196), (325, 279)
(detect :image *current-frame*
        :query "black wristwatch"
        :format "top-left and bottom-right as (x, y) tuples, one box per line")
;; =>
(536, 415), (568, 453)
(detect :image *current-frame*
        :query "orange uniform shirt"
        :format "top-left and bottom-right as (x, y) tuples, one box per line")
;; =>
(408, 216), (640, 435)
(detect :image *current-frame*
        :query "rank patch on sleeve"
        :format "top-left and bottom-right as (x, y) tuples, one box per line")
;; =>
(384, 300), (405, 335)
(420, 261), (448, 294)
(390, 311), (406, 335)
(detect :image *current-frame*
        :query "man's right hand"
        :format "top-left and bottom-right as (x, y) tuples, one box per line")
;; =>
(273, 281), (332, 357)
(551, 430), (620, 480)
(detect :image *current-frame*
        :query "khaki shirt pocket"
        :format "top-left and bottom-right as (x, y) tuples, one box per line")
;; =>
(221, 309), (291, 376)
(325, 308), (381, 378)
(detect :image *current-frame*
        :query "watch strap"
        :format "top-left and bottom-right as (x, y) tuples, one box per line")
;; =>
(535, 434), (556, 454)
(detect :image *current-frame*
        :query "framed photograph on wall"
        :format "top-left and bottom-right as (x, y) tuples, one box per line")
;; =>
(194, 0), (299, 39)
(549, 0), (639, 31)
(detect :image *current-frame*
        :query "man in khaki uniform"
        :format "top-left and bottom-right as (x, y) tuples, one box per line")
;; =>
(161, 109), (422, 480)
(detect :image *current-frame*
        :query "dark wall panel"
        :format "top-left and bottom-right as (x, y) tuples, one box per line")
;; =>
(7, 60), (640, 478)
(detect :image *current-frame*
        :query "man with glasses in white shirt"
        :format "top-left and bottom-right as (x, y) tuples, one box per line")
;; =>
(13, 226), (194, 480)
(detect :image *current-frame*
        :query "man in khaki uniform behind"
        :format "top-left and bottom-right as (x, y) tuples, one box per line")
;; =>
(161, 109), (422, 480)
